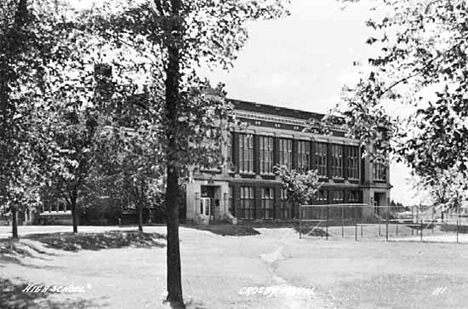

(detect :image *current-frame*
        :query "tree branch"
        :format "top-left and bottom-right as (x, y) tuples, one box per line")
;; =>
(154, 0), (165, 16)
(381, 40), (464, 96)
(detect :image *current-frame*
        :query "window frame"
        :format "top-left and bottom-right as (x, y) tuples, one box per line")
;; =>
(261, 187), (275, 219)
(373, 162), (387, 182)
(259, 136), (274, 174)
(279, 138), (293, 171)
(348, 190), (360, 203)
(314, 142), (328, 177)
(331, 144), (344, 179)
(280, 188), (292, 219)
(239, 186), (255, 219)
(239, 134), (254, 173)
(332, 190), (344, 204)
(347, 146), (359, 180)
(297, 140), (311, 173)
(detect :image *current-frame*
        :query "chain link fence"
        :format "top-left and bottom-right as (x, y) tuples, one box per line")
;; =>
(299, 204), (468, 243)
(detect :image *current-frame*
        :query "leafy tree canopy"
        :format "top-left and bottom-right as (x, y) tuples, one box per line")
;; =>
(337, 0), (468, 202)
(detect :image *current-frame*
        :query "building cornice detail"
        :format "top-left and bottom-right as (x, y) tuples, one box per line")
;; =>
(230, 110), (347, 133)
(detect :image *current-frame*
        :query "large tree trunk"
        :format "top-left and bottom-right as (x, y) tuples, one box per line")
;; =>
(137, 202), (143, 233)
(164, 1), (184, 307)
(70, 189), (78, 233)
(11, 205), (18, 239)
(165, 166), (183, 308)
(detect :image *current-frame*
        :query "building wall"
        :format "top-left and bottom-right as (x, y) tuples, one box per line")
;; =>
(186, 100), (392, 224)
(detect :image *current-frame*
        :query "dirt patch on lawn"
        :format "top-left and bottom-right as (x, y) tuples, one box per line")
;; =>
(21, 231), (166, 252)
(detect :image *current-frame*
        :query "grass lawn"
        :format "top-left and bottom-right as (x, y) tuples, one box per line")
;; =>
(1, 226), (468, 308)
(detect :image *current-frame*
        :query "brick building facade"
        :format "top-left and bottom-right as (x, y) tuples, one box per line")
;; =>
(186, 99), (392, 224)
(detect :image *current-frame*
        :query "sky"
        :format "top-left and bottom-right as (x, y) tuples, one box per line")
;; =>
(200, 0), (426, 205)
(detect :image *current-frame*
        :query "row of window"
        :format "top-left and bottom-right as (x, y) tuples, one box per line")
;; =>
(233, 186), (361, 220)
(41, 202), (70, 213)
(233, 134), (361, 179)
(237, 187), (285, 219)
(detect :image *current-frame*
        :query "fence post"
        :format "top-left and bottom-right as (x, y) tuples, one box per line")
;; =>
(420, 220), (423, 242)
(457, 218), (459, 244)
(326, 206), (329, 240)
(432, 208), (435, 233)
(341, 205), (344, 238)
(386, 217), (389, 241)
(417, 205), (419, 225)
(299, 205), (302, 239)
(355, 221), (357, 241)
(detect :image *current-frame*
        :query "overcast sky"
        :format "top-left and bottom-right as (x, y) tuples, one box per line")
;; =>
(201, 0), (425, 205)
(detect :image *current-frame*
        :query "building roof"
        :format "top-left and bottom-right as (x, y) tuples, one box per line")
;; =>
(228, 99), (325, 122)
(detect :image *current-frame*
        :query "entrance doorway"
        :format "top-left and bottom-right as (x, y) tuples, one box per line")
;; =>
(374, 192), (386, 216)
(201, 186), (217, 222)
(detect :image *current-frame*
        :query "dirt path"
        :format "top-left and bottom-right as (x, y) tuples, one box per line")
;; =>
(259, 245), (335, 309)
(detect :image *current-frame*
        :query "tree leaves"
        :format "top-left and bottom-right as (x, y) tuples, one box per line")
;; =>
(338, 0), (468, 203)
(274, 165), (322, 206)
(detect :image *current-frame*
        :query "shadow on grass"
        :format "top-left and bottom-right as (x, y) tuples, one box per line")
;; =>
(184, 298), (207, 309)
(24, 231), (166, 252)
(293, 225), (329, 237)
(0, 278), (103, 309)
(185, 221), (330, 237)
(0, 240), (57, 267)
(440, 223), (468, 233)
(184, 224), (260, 236)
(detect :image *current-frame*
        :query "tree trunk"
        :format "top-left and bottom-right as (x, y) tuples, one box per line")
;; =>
(70, 189), (78, 233)
(165, 166), (184, 308)
(164, 1), (184, 307)
(11, 205), (18, 239)
(137, 202), (143, 232)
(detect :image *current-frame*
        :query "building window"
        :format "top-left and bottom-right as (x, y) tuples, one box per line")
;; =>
(348, 190), (360, 203)
(373, 162), (387, 181)
(297, 141), (310, 172)
(261, 188), (275, 219)
(314, 143), (328, 177)
(313, 189), (328, 204)
(239, 134), (254, 173)
(279, 139), (293, 170)
(259, 136), (274, 174)
(280, 189), (292, 219)
(239, 186), (255, 219)
(332, 190), (344, 204)
(331, 144), (343, 178)
(347, 146), (359, 179)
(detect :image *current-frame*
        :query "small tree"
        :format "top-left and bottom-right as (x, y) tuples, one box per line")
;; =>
(96, 121), (164, 232)
(413, 166), (468, 213)
(274, 165), (322, 217)
(47, 106), (101, 233)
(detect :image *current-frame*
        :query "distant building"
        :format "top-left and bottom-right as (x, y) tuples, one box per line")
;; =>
(186, 99), (392, 224)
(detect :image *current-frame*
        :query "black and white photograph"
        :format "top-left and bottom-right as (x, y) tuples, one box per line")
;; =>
(1, 0), (468, 308)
